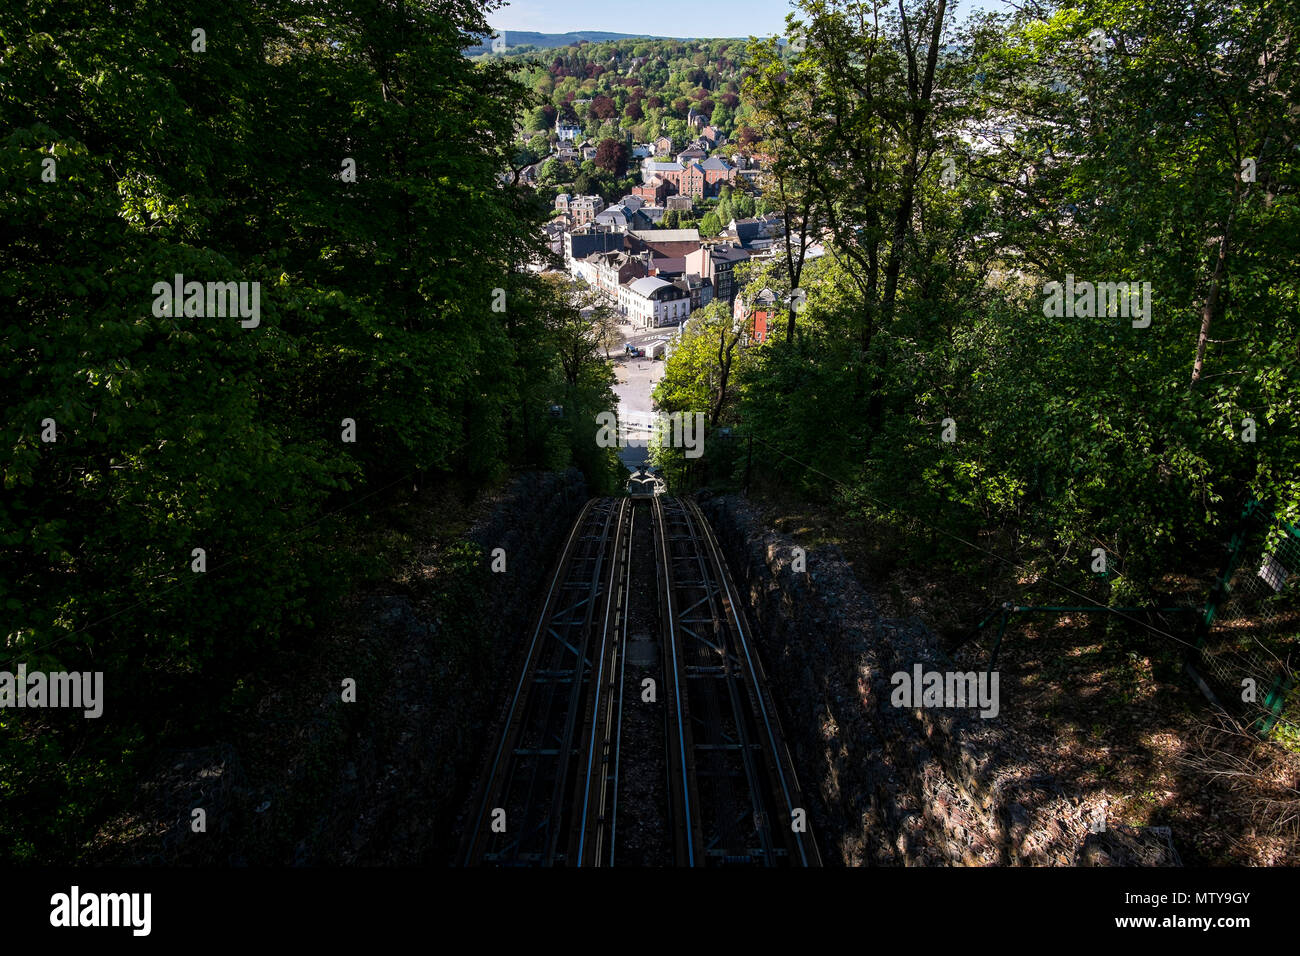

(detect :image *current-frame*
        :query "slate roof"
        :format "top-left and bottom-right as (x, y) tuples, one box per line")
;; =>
(631, 229), (701, 243)
(708, 243), (752, 263)
(594, 207), (631, 229)
(628, 276), (673, 297)
(732, 218), (763, 243)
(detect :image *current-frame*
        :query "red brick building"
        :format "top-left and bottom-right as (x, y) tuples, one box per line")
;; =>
(633, 176), (668, 205)
(640, 157), (735, 200)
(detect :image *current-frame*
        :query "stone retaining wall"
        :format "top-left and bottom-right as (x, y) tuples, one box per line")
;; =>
(699, 493), (1006, 865)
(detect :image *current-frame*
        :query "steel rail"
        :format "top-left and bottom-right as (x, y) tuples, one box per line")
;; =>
(653, 495), (701, 866)
(464, 498), (623, 866)
(685, 497), (822, 867)
(669, 496), (769, 863)
(542, 498), (620, 864)
(463, 498), (597, 864)
(607, 502), (635, 865)
(572, 498), (630, 865)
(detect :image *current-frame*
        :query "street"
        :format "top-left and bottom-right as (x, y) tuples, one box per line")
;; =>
(610, 319), (672, 472)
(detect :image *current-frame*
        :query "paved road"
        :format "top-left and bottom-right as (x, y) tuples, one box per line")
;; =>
(610, 320), (674, 472)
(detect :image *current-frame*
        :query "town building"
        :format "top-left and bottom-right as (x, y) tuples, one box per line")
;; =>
(592, 204), (633, 232)
(649, 256), (686, 279)
(541, 219), (566, 257)
(675, 274), (715, 311)
(637, 205), (666, 226)
(639, 157), (735, 199)
(685, 242), (751, 307)
(556, 118), (582, 143)
(563, 226), (624, 268)
(726, 215), (783, 251)
(633, 176), (668, 206)
(587, 250), (649, 299)
(628, 228), (702, 260)
(699, 156), (736, 190)
(642, 158), (684, 181)
(681, 161), (706, 198)
(734, 287), (777, 345)
(570, 255), (598, 287)
(619, 276), (692, 329)
(555, 193), (606, 227)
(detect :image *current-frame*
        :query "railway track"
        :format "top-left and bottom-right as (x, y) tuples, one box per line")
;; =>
(464, 493), (819, 867)
(464, 497), (630, 866)
(653, 495), (820, 867)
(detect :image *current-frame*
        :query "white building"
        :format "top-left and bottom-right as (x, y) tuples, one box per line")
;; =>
(556, 118), (582, 143)
(570, 257), (599, 286)
(619, 276), (692, 330)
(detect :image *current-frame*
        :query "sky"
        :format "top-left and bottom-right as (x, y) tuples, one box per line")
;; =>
(488, 0), (1005, 39)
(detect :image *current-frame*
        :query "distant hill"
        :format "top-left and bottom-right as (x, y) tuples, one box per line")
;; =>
(466, 30), (739, 54)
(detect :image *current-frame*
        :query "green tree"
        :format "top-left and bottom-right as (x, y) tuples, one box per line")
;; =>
(523, 105), (549, 132)
(0, 0), (622, 862)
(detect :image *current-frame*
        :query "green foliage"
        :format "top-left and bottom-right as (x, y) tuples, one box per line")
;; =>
(500, 37), (760, 144)
(653, 299), (748, 488)
(1, 0), (620, 861)
(698, 0), (1300, 595)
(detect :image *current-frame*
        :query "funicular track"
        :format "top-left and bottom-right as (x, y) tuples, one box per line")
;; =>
(464, 496), (631, 866)
(464, 492), (818, 867)
(652, 496), (821, 867)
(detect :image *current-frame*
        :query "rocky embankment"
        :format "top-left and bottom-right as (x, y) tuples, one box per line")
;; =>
(698, 493), (1181, 866)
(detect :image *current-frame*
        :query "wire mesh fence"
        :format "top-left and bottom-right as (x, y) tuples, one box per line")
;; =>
(1198, 502), (1300, 748)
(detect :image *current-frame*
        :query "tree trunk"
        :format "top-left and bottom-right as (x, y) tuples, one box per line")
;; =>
(1191, 163), (1251, 388)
